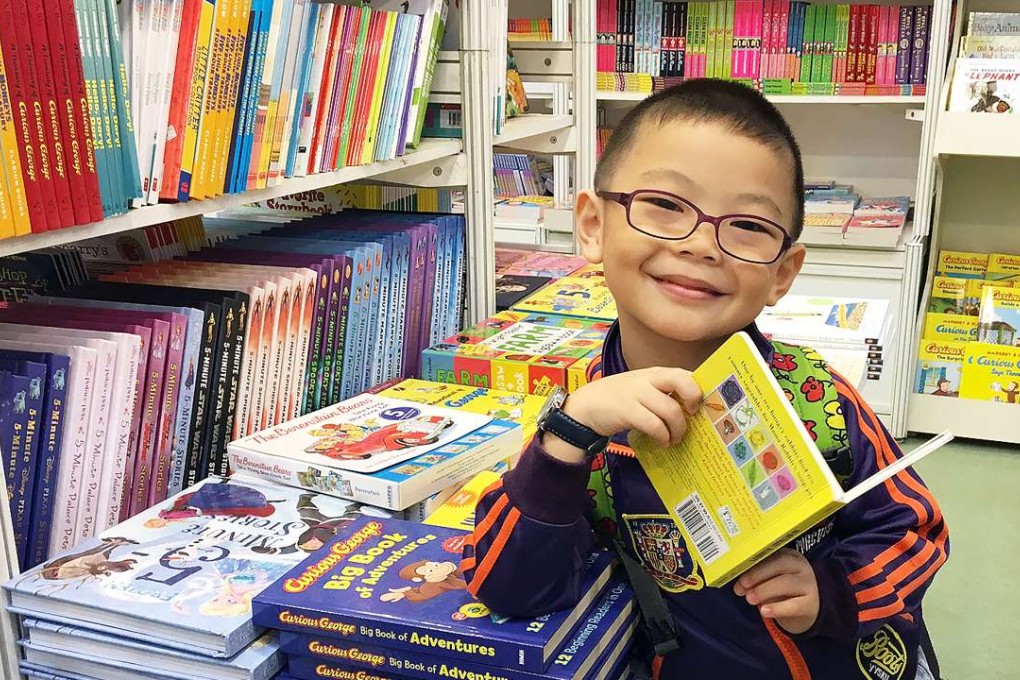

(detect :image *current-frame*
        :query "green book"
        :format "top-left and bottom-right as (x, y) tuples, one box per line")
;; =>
(723, 0), (735, 79)
(821, 4), (836, 83)
(799, 3), (816, 84)
(811, 3), (829, 83)
(707, 1), (718, 78)
(337, 8), (373, 167)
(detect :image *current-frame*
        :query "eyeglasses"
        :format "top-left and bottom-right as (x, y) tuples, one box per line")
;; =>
(596, 189), (793, 265)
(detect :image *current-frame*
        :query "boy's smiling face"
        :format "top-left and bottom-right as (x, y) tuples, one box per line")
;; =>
(578, 118), (806, 365)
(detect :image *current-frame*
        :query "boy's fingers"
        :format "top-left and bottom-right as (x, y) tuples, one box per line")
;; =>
(737, 550), (803, 591)
(632, 407), (672, 447)
(742, 574), (807, 606)
(759, 596), (814, 622)
(639, 389), (688, 443)
(646, 369), (703, 412)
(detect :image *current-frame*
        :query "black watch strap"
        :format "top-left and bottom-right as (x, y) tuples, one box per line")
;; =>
(540, 407), (610, 456)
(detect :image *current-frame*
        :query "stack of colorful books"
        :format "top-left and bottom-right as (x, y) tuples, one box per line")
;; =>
(4, 474), (396, 680)
(254, 516), (637, 680)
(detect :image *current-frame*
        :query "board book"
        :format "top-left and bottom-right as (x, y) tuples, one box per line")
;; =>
(631, 332), (952, 587)
(423, 470), (503, 532)
(510, 275), (617, 322)
(253, 516), (617, 672)
(282, 579), (636, 680)
(4, 474), (396, 658)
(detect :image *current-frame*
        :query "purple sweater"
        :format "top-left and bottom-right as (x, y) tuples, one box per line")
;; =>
(463, 324), (948, 680)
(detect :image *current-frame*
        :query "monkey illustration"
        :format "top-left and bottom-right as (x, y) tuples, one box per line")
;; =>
(40, 536), (138, 581)
(379, 560), (467, 603)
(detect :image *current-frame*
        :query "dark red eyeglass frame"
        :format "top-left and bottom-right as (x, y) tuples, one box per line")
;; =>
(596, 189), (794, 265)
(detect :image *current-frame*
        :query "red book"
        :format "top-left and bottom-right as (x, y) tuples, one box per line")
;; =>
(24, 0), (75, 228)
(865, 4), (879, 85)
(846, 4), (860, 83)
(0, 2), (50, 232)
(307, 6), (345, 175)
(325, 5), (361, 171)
(42, 0), (94, 226)
(348, 11), (384, 168)
(161, 0), (203, 202)
(58, 0), (103, 223)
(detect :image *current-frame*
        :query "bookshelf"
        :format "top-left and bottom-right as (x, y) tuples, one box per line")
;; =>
(598, 90), (927, 103)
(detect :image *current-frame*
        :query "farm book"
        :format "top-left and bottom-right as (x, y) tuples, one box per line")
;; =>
(4, 474), (396, 658)
(282, 578), (636, 680)
(631, 332), (952, 587)
(253, 516), (617, 672)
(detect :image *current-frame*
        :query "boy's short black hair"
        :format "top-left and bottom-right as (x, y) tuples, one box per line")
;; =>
(594, 79), (805, 239)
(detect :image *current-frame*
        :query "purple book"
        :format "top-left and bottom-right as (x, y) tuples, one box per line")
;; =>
(0, 368), (35, 567)
(396, 20), (424, 157)
(910, 6), (930, 85)
(895, 6), (914, 85)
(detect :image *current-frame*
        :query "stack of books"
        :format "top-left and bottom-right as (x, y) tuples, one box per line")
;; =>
(801, 181), (910, 247)
(596, 1), (933, 97)
(254, 516), (637, 680)
(4, 474), (396, 680)
(917, 250), (1020, 403)
(949, 12), (1020, 114)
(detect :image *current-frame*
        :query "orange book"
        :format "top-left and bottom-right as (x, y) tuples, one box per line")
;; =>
(192, 0), (234, 199)
(306, 5), (346, 176)
(160, 0), (203, 202)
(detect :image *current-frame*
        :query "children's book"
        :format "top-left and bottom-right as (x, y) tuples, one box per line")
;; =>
(500, 252), (587, 279)
(977, 285), (1020, 345)
(423, 470), (502, 531)
(914, 339), (966, 397)
(935, 250), (989, 279)
(923, 312), (979, 343)
(927, 276), (968, 314)
(21, 619), (283, 680)
(986, 253), (1020, 282)
(510, 275), (617, 322)
(965, 279), (1013, 314)
(282, 580), (636, 680)
(756, 295), (889, 345)
(631, 332), (952, 587)
(5, 474), (395, 658)
(253, 517), (617, 672)
(495, 275), (552, 312)
(960, 342), (1020, 403)
(948, 57), (1020, 113)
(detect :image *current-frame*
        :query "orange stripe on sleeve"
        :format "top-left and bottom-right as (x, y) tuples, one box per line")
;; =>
(467, 507), (522, 597)
(472, 491), (509, 541)
(763, 618), (812, 680)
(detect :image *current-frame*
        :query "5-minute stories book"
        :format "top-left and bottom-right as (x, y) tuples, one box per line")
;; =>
(632, 332), (953, 587)
(253, 517), (617, 672)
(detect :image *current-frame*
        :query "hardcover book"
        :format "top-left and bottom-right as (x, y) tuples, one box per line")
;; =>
(510, 275), (617, 322)
(253, 517), (617, 672)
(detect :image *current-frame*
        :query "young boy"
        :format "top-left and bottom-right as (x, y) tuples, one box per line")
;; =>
(462, 80), (947, 679)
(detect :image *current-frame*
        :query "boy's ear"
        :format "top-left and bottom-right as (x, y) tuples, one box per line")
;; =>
(574, 189), (605, 264)
(767, 243), (806, 305)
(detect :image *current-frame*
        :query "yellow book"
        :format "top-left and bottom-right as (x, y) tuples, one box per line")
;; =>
(923, 312), (978, 343)
(935, 250), (988, 279)
(965, 278), (1013, 312)
(632, 332), (952, 587)
(926, 276), (967, 314)
(986, 253), (1020, 282)
(568, 356), (596, 393)
(193, 0), (234, 199)
(914, 339), (965, 397)
(960, 343), (1020, 403)
(0, 160), (14, 239)
(0, 43), (30, 235)
(977, 285), (1020, 346)
(423, 471), (502, 531)
(511, 275), (617, 321)
(211, 0), (251, 196)
(361, 12), (398, 164)
(178, 0), (218, 200)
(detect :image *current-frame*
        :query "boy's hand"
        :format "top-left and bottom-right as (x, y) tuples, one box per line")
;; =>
(734, 549), (820, 635)
(559, 367), (702, 450)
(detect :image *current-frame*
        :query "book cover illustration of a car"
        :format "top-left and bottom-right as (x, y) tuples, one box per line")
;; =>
(305, 415), (456, 461)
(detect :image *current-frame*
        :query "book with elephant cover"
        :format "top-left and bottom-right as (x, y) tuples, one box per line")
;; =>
(252, 516), (616, 672)
(4, 474), (395, 657)
(632, 332), (952, 588)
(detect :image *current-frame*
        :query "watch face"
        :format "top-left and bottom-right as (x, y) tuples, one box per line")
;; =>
(538, 387), (567, 428)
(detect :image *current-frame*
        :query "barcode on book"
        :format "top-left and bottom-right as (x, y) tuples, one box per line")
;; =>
(675, 493), (728, 564)
(442, 110), (463, 128)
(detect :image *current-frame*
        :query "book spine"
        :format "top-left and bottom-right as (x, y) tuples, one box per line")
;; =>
(910, 5), (929, 85)
(209, 296), (244, 477)
(176, 0), (215, 201)
(884, 5), (897, 86)
(274, 0), (309, 180)
(216, 0), (250, 195)
(290, 4), (331, 178)
(89, 0), (128, 214)
(267, 0), (302, 182)
(865, 4), (878, 85)
(409, 0), (448, 148)
(240, 0), (273, 188)
(351, 11), (383, 168)
(151, 315), (187, 504)
(26, 357), (70, 567)
(0, 40), (33, 235)
(330, 254), (354, 404)
(338, 9), (369, 169)
(130, 324), (167, 516)
(182, 308), (215, 488)
(363, 12), (397, 164)
(160, 0), (202, 201)
(309, 5), (343, 174)
(191, 0), (230, 199)
(227, 0), (262, 194)
(895, 5), (913, 85)
(256, 0), (290, 187)
(101, 0), (143, 202)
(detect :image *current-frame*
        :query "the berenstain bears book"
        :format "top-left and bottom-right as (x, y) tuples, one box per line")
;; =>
(631, 332), (951, 587)
(253, 517), (617, 672)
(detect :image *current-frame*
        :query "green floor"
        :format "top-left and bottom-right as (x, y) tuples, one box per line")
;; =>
(910, 438), (1020, 680)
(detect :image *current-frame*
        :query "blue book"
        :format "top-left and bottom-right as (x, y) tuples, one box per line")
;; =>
(0, 350), (71, 569)
(5, 475), (396, 657)
(22, 619), (283, 680)
(228, 0), (267, 194)
(0, 371), (29, 562)
(285, 3), (321, 178)
(0, 359), (45, 568)
(253, 517), (617, 672)
(282, 578), (635, 680)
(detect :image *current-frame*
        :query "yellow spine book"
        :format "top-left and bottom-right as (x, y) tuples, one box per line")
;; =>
(0, 43), (30, 235)
(510, 275), (618, 321)
(923, 312), (978, 343)
(977, 285), (1020, 346)
(0, 153), (14, 238)
(423, 471), (503, 531)
(914, 339), (965, 397)
(178, 0), (218, 201)
(210, 0), (250, 196)
(193, 0), (233, 199)
(960, 343), (1020, 403)
(936, 250), (989, 279)
(361, 12), (397, 164)
(986, 253), (1020, 282)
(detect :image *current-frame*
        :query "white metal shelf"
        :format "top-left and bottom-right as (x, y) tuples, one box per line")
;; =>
(493, 113), (574, 146)
(910, 394), (1020, 444)
(934, 113), (1020, 158)
(0, 139), (464, 258)
(597, 90), (927, 105)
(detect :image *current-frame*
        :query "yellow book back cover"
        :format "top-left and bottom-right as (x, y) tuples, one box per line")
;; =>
(977, 285), (1020, 346)
(632, 333), (843, 587)
(923, 313), (978, 343)
(424, 471), (502, 531)
(987, 253), (1020, 282)
(960, 343), (1020, 403)
(936, 250), (988, 279)
(511, 275), (617, 321)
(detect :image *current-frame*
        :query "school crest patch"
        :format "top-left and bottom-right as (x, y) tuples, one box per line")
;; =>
(856, 624), (908, 680)
(623, 515), (704, 593)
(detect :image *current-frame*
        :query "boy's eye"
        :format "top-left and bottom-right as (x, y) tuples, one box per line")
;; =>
(641, 196), (685, 212)
(730, 219), (771, 234)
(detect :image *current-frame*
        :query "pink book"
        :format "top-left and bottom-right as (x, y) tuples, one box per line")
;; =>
(779, 0), (792, 80)
(731, 0), (743, 78)
(766, 0), (778, 79)
(886, 5), (899, 87)
(876, 4), (889, 86)
(750, 0), (763, 81)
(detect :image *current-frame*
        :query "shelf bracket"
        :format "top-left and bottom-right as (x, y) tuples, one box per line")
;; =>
(906, 108), (925, 122)
(371, 153), (468, 188)
(495, 127), (577, 154)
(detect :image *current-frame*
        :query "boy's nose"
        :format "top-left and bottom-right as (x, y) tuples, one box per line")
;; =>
(673, 220), (724, 261)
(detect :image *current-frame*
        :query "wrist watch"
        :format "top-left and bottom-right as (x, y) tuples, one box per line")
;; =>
(536, 387), (610, 457)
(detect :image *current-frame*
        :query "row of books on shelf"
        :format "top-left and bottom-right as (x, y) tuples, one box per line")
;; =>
(0, 0), (454, 239)
(596, 0), (932, 96)
(494, 153), (553, 200)
(948, 12), (1020, 114)
(508, 17), (558, 42)
(0, 208), (465, 571)
(916, 250), (1020, 402)
(802, 181), (910, 247)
